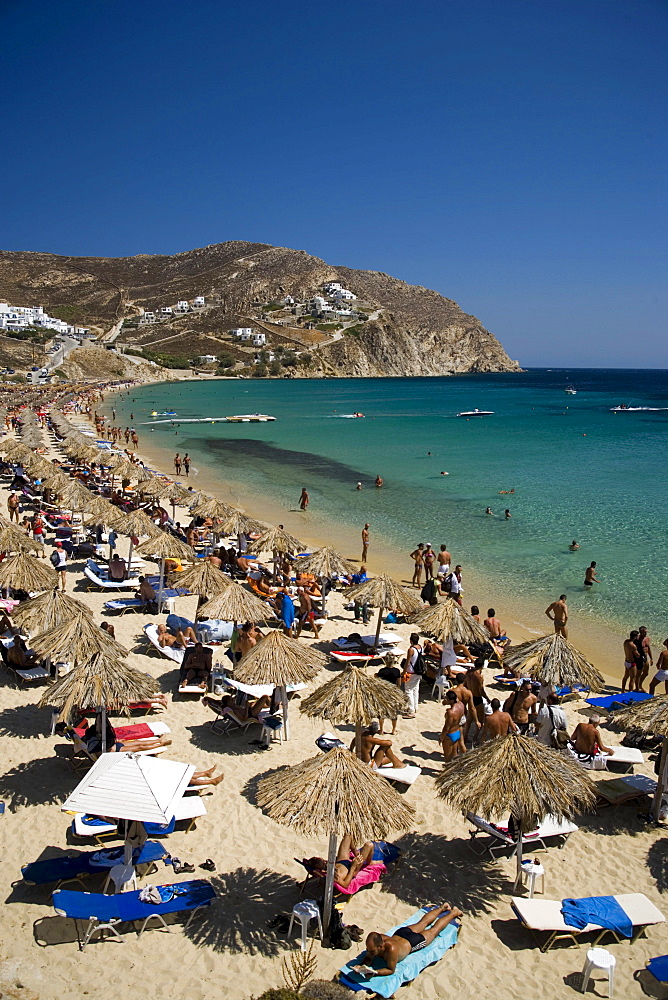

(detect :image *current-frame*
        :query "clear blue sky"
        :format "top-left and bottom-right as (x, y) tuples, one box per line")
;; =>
(3, 0), (666, 367)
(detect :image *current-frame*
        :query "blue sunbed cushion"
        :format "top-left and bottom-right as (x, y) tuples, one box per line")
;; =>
(647, 955), (668, 983)
(167, 613), (194, 632)
(53, 878), (215, 921)
(339, 907), (459, 997)
(22, 842), (167, 884)
(561, 895), (632, 939)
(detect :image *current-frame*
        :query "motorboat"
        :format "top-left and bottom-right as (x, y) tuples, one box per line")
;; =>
(564, 386), (577, 394)
(610, 405), (668, 413)
(456, 409), (494, 417)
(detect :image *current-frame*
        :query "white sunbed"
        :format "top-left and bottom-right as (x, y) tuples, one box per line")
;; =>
(511, 893), (665, 952)
(373, 763), (422, 787)
(84, 564), (133, 591)
(332, 631), (403, 649)
(330, 649), (407, 665)
(467, 812), (578, 858)
(569, 744), (644, 773)
(143, 623), (185, 664)
(172, 794), (207, 832)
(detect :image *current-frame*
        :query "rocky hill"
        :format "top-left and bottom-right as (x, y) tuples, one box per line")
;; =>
(0, 242), (520, 376)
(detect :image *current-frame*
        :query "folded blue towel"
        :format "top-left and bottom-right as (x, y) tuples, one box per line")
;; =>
(561, 895), (632, 939)
(647, 955), (668, 983)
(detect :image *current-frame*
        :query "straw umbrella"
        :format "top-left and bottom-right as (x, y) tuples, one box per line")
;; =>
(0, 551), (58, 593)
(436, 733), (595, 886)
(611, 696), (668, 822)
(169, 560), (231, 600)
(106, 507), (161, 568)
(257, 746), (415, 935)
(135, 532), (194, 610)
(300, 663), (407, 756)
(411, 599), (491, 646)
(0, 523), (41, 555)
(295, 546), (356, 618)
(196, 582), (277, 625)
(58, 480), (94, 513)
(345, 573), (423, 647)
(12, 588), (92, 634)
(249, 525), (305, 583)
(39, 651), (158, 727)
(503, 634), (605, 692)
(234, 629), (324, 739)
(31, 610), (128, 664)
(191, 497), (238, 523)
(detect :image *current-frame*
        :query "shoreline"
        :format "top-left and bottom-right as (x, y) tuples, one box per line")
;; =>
(102, 382), (627, 686)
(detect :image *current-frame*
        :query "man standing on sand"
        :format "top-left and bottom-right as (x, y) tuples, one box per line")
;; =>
(503, 680), (537, 735)
(584, 562), (599, 587)
(437, 544), (451, 578)
(174, 453), (182, 475)
(449, 675), (476, 751)
(440, 690), (466, 760)
(449, 564), (463, 605)
(463, 657), (487, 741)
(7, 492), (20, 522)
(545, 594), (569, 638)
(481, 699), (518, 741)
(410, 544), (425, 588)
(361, 523), (370, 562)
(183, 454), (191, 476)
(622, 630), (640, 692)
(636, 626), (653, 691)
(649, 639), (668, 695)
(299, 488), (309, 510)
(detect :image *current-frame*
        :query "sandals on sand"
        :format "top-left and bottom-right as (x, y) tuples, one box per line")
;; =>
(199, 859), (216, 872)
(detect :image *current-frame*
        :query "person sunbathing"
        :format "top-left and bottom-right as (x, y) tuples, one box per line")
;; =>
(352, 722), (405, 769)
(188, 765), (224, 787)
(181, 642), (212, 688)
(7, 636), (38, 668)
(208, 692), (272, 721)
(353, 904), (463, 977)
(308, 833), (384, 889)
(157, 623), (196, 649)
(571, 715), (612, 756)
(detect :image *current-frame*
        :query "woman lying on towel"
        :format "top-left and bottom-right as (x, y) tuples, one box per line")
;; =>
(57, 717), (172, 754)
(307, 833), (400, 894)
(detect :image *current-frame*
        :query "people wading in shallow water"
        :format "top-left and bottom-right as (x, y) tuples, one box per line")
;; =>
(299, 487), (309, 510)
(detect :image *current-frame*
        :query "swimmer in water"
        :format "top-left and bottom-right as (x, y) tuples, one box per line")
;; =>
(440, 471), (449, 476)
(375, 475), (383, 488)
(356, 482), (363, 490)
(485, 507), (493, 515)
(569, 540), (580, 550)
(504, 509), (511, 519)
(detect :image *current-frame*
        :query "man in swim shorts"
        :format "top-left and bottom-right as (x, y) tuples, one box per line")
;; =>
(353, 904), (462, 977)
(545, 594), (569, 638)
(622, 631), (640, 692)
(649, 638), (668, 695)
(584, 562), (599, 587)
(353, 722), (405, 769)
(441, 690), (465, 761)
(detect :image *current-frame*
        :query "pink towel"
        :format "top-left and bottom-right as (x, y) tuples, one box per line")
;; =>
(335, 862), (386, 895)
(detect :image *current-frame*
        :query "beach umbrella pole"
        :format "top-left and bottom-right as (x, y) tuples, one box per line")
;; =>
(323, 830), (338, 940)
(513, 816), (524, 890)
(157, 556), (165, 613)
(280, 684), (290, 740)
(373, 606), (384, 647)
(652, 738), (668, 823)
(354, 720), (362, 759)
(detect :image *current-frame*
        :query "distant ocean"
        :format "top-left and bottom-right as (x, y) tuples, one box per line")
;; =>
(111, 369), (668, 641)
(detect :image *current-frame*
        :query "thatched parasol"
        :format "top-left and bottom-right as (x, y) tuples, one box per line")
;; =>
(294, 546), (356, 617)
(169, 560), (230, 599)
(3, 441), (31, 460)
(58, 480), (94, 512)
(38, 652), (158, 740)
(436, 732), (595, 884)
(191, 496), (237, 520)
(40, 470), (73, 493)
(12, 588), (93, 634)
(0, 523), (41, 555)
(83, 497), (119, 525)
(611, 695), (668, 821)
(106, 507), (161, 567)
(503, 634), (605, 691)
(0, 551), (58, 593)
(196, 582), (277, 625)
(257, 746), (415, 934)
(217, 509), (268, 537)
(300, 663), (407, 756)
(234, 629), (324, 739)
(411, 600), (491, 646)
(249, 525), (304, 557)
(345, 573), (423, 646)
(31, 608), (128, 663)
(135, 531), (194, 609)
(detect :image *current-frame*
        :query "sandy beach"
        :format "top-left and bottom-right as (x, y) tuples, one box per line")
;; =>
(0, 399), (666, 1000)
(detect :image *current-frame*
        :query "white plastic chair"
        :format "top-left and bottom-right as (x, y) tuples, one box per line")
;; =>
(288, 899), (323, 950)
(431, 675), (450, 700)
(103, 863), (137, 894)
(580, 947), (615, 997)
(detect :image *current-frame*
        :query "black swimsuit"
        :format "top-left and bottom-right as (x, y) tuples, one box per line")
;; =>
(394, 927), (427, 952)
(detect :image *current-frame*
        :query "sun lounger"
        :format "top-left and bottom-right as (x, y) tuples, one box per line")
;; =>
(84, 560), (133, 591)
(52, 878), (217, 950)
(511, 893), (665, 952)
(586, 692), (653, 711)
(104, 597), (147, 615)
(70, 813), (118, 844)
(569, 744), (644, 773)
(595, 774), (657, 809)
(209, 705), (262, 736)
(5, 661), (50, 685)
(647, 955), (668, 984)
(339, 906), (459, 997)
(143, 623), (185, 664)
(21, 841), (168, 889)
(333, 631), (403, 651)
(373, 763), (422, 787)
(144, 794), (207, 834)
(330, 649), (405, 665)
(467, 812), (578, 858)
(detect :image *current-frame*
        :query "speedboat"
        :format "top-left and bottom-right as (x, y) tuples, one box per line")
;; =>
(564, 386), (577, 394)
(456, 409), (494, 417)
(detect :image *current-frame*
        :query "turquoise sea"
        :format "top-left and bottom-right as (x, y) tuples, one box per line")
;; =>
(110, 370), (668, 642)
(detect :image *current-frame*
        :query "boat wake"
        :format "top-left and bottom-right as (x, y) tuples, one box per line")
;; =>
(610, 406), (668, 413)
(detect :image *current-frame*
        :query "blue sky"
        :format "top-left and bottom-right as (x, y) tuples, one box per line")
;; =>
(2, 0), (666, 366)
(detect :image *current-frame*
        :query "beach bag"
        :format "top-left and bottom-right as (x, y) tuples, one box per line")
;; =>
(548, 706), (570, 749)
(316, 734), (346, 752)
(412, 649), (426, 676)
(441, 572), (453, 593)
(328, 905), (352, 950)
(49, 551), (60, 567)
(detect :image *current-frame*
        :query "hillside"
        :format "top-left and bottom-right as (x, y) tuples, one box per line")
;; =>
(0, 242), (520, 377)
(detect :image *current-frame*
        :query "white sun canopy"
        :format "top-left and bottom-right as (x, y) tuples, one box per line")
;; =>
(61, 752), (195, 825)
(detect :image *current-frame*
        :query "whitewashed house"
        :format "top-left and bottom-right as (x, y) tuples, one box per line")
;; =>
(175, 300), (190, 313)
(334, 287), (356, 301)
(308, 296), (332, 315)
(160, 306), (173, 315)
(196, 355), (218, 364)
(323, 282), (342, 294)
(139, 312), (157, 325)
(231, 327), (254, 340)
(193, 296), (205, 307)
(252, 332), (267, 346)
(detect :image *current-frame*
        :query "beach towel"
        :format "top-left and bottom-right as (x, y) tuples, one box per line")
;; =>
(647, 955), (668, 983)
(335, 862), (386, 895)
(561, 895), (632, 939)
(339, 907), (458, 997)
(279, 594), (295, 629)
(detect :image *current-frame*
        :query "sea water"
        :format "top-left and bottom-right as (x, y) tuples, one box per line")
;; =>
(111, 369), (668, 641)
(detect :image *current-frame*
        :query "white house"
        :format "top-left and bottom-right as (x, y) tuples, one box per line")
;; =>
(333, 287), (356, 301)
(231, 327), (254, 340)
(140, 312), (157, 325)
(196, 355), (218, 364)
(160, 306), (173, 315)
(175, 300), (190, 313)
(323, 282), (342, 294)
(308, 296), (332, 314)
(193, 296), (205, 307)
(252, 332), (266, 346)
